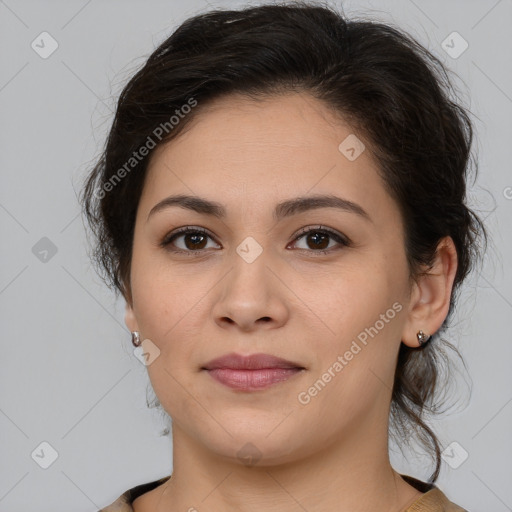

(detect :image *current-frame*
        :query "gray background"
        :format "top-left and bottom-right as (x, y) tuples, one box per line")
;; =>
(1, 0), (511, 511)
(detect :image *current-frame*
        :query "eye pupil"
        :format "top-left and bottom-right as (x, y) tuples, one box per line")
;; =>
(185, 233), (207, 250)
(307, 232), (329, 250)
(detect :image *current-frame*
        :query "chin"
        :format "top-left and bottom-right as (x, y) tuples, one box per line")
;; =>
(193, 422), (306, 468)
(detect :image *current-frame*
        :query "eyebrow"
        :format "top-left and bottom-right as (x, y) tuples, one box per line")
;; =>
(146, 193), (372, 223)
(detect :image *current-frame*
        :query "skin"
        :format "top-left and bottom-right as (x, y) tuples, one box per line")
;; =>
(124, 91), (458, 512)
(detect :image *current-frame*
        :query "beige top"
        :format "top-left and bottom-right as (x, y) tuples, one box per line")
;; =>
(98, 474), (468, 511)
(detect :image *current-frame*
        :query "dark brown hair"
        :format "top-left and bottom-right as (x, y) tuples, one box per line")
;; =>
(80, 1), (487, 483)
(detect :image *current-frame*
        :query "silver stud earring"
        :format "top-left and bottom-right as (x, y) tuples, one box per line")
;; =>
(417, 330), (431, 346)
(131, 331), (141, 347)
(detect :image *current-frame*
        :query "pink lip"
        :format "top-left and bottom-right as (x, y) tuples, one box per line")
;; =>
(205, 368), (304, 390)
(201, 353), (305, 391)
(202, 352), (303, 370)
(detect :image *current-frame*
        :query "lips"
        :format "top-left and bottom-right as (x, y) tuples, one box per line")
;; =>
(201, 353), (305, 391)
(206, 368), (303, 390)
(202, 352), (304, 371)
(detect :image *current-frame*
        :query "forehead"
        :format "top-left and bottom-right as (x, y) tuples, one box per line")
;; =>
(150, 92), (351, 163)
(139, 92), (398, 227)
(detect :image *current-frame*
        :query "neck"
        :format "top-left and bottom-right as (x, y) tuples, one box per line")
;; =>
(157, 419), (422, 512)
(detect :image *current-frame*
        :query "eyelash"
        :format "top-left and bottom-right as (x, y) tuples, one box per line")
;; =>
(159, 225), (351, 256)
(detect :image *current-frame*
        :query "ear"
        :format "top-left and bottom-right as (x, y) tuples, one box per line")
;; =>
(125, 300), (140, 333)
(401, 236), (458, 348)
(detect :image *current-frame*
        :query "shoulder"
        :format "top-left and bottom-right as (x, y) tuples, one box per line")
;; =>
(405, 488), (468, 511)
(401, 474), (468, 512)
(100, 473), (467, 512)
(98, 476), (171, 512)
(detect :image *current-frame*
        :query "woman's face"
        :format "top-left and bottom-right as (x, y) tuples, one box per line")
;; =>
(125, 92), (416, 465)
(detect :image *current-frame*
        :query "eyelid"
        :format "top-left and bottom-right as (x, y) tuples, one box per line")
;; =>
(288, 225), (351, 254)
(160, 225), (219, 246)
(291, 224), (350, 244)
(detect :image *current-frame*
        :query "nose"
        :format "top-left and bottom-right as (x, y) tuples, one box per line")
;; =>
(211, 249), (290, 333)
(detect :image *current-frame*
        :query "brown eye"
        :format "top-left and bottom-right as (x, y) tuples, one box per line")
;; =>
(182, 232), (208, 250)
(160, 225), (350, 256)
(160, 227), (220, 253)
(290, 226), (350, 255)
(304, 231), (330, 250)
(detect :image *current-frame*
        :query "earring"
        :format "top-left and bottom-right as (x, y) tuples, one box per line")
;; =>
(417, 330), (431, 347)
(131, 331), (141, 347)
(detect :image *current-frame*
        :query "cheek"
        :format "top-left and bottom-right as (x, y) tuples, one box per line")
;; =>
(129, 246), (206, 343)
(298, 272), (405, 430)
(323, 264), (404, 339)
(308, 258), (408, 405)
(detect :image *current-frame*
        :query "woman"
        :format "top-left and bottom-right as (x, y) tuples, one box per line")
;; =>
(81, 2), (486, 510)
